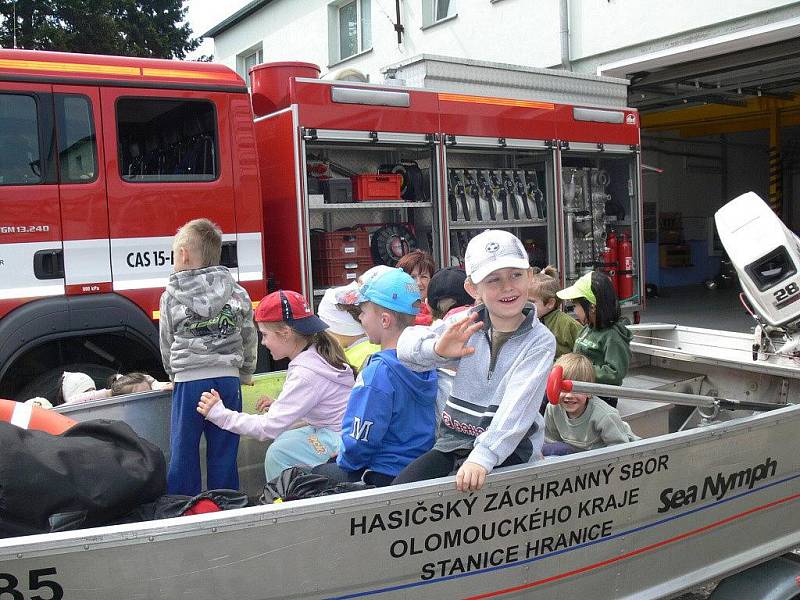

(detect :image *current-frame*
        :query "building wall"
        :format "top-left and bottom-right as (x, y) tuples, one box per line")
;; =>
(210, 0), (800, 80)
(568, 0), (799, 63)
(212, 0), (562, 82)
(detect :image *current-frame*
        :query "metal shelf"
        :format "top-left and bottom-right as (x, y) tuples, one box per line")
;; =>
(449, 219), (548, 230)
(310, 201), (432, 210)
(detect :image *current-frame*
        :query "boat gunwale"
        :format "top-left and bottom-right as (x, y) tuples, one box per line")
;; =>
(3, 402), (799, 559)
(629, 323), (800, 378)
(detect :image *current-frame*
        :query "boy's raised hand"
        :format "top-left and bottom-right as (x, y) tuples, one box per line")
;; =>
(433, 312), (484, 359)
(197, 389), (221, 417)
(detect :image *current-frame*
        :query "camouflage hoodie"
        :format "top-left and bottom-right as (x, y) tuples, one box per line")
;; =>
(159, 266), (258, 384)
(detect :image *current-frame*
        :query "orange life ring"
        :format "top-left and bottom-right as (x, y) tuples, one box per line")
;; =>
(0, 399), (77, 435)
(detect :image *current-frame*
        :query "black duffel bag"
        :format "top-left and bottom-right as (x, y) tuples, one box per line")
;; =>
(0, 419), (166, 538)
(112, 489), (250, 525)
(260, 466), (371, 504)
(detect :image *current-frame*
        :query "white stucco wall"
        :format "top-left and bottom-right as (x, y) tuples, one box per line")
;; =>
(211, 0), (562, 82)
(209, 0), (800, 81)
(568, 0), (800, 61)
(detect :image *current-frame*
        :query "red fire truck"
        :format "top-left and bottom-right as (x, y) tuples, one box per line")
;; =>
(0, 49), (265, 399)
(0, 50), (643, 400)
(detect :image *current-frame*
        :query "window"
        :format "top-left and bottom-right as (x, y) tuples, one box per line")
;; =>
(422, 0), (457, 27)
(332, 0), (371, 63)
(117, 98), (218, 183)
(0, 94), (42, 186)
(56, 95), (97, 183)
(239, 45), (263, 82)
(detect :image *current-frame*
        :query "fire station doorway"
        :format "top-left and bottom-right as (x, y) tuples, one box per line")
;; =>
(599, 26), (800, 330)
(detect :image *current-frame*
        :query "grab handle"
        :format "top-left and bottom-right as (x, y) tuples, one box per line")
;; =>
(546, 365), (779, 412)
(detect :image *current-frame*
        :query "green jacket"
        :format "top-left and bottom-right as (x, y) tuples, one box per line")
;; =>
(574, 318), (632, 386)
(541, 309), (582, 359)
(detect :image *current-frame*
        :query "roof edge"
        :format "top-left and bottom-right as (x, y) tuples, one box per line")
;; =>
(203, 0), (275, 38)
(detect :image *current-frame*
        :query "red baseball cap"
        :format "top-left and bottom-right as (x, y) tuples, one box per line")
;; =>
(255, 290), (329, 335)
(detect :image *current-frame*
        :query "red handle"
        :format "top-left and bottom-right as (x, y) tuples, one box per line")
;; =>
(546, 365), (573, 405)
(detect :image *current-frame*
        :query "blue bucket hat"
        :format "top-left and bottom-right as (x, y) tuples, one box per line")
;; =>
(357, 268), (421, 315)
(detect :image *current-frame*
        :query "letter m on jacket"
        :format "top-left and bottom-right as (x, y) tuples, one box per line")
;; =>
(350, 417), (374, 442)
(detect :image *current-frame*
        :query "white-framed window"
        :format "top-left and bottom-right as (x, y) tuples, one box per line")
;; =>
(238, 45), (263, 83)
(422, 0), (456, 28)
(329, 0), (371, 64)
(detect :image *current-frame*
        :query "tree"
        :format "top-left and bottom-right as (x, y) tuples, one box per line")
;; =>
(0, 0), (200, 59)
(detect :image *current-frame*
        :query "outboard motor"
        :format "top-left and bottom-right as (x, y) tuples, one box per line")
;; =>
(715, 192), (800, 356)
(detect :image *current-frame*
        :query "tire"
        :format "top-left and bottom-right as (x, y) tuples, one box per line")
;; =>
(370, 224), (418, 266)
(15, 363), (118, 403)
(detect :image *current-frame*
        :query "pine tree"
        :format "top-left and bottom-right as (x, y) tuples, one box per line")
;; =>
(0, 0), (200, 59)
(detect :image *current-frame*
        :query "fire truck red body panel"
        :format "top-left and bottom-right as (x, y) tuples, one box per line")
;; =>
(0, 49), (243, 89)
(553, 104), (640, 145)
(290, 79), (441, 133)
(254, 109), (306, 294)
(438, 94), (557, 140)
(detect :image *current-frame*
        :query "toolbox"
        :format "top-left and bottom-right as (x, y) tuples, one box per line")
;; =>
(312, 230), (370, 260)
(351, 174), (402, 201)
(322, 178), (353, 204)
(312, 257), (372, 286)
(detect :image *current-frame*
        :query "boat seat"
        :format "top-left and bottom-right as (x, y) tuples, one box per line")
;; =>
(619, 365), (706, 438)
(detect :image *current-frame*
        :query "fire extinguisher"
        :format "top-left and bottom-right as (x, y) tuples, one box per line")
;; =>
(618, 231), (634, 301)
(600, 231), (619, 295)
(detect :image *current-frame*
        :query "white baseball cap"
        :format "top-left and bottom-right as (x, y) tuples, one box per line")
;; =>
(61, 371), (96, 401)
(318, 287), (365, 337)
(464, 230), (530, 283)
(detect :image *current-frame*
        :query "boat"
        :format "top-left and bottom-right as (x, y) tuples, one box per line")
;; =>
(1, 328), (798, 599)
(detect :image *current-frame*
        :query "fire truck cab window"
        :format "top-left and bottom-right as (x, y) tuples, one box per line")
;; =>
(56, 95), (97, 183)
(0, 94), (41, 186)
(117, 98), (218, 182)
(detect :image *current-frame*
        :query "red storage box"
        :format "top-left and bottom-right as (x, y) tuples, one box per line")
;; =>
(351, 174), (402, 201)
(313, 257), (373, 286)
(312, 230), (370, 260)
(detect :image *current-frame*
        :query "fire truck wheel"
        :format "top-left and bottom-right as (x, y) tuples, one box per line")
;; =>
(16, 363), (117, 404)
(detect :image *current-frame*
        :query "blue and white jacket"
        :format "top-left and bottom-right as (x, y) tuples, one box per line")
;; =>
(337, 349), (437, 478)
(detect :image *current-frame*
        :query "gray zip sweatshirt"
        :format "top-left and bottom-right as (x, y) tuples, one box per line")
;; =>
(159, 266), (258, 383)
(397, 304), (555, 471)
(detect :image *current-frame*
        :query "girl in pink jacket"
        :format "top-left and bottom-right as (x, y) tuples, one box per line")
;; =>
(198, 290), (354, 480)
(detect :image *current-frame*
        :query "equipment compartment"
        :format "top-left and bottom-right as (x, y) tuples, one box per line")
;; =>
(560, 146), (642, 305)
(303, 131), (441, 297)
(442, 139), (556, 270)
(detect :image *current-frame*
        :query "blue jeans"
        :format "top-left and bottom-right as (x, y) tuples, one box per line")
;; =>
(168, 377), (241, 495)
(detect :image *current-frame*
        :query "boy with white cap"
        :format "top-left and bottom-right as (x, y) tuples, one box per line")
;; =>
(395, 230), (555, 492)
